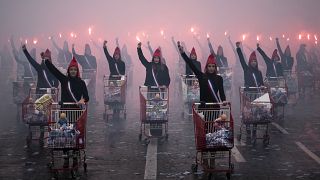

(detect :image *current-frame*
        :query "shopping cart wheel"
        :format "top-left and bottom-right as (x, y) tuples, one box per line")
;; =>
(226, 172), (231, 179)
(263, 135), (270, 146)
(71, 169), (78, 179)
(207, 173), (212, 180)
(165, 134), (169, 141)
(191, 164), (198, 173)
(237, 134), (241, 142)
(26, 135), (31, 148)
(138, 134), (142, 141)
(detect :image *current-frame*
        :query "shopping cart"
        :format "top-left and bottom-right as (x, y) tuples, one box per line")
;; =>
(103, 75), (127, 120)
(82, 69), (97, 103)
(21, 87), (59, 147)
(47, 102), (88, 179)
(139, 86), (169, 141)
(264, 77), (288, 119)
(180, 75), (200, 118)
(283, 70), (298, 105)
(191, 102), (234, 180)
(218, 67), (233, 101)
(237, 87), (273, 145)
(297, 70), (314, 97)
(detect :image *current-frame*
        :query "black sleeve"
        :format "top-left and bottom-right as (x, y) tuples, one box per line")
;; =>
(181, 52), (203, 78)
(103, 46), (114, 63)
(147, 43), (154, 57)
(257, 47), (272, 65)
(236, 47), (248, 71)
(51, 39), (62, 52)
(45, 59), (66, 82)
(276, 40), (284, 58)
(82, 80), (89, 102)
(164, 65), (171, 86)
(23, 48), (41, 71)
(219, 76), (226, 101)
(137, 47), (149, 68)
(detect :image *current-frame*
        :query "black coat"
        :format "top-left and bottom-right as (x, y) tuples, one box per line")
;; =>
(137, 48), (170, 87)
(72, 48), (97, 70)
(181, 52), (226, 103)
(296, 50), (310, 72)
(237, 48), (264, 87)
(103, 46), (126, 76)
(276, 40), (294, 71)
(257, 47), (284, 77)
(23, 49), (59, 92)
(45, 60), (89, 103)
(186, 59), (201, 76)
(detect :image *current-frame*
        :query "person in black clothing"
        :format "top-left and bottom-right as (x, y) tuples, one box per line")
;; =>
(236, 42), (265, 141)
(185, 47), (202, 76)
(103, 40), (126, 78)
(257, 44), (283, 78)
(137, 42), (170, 87)
(45, 56), (89, 168)
(22, 45), (59, 94)
(276, 38), (294, 73)
(236, 42), (264, 88)
(10, 36), (37, 80)
(72, 44), (97, 103)
(51, 37), (72, 69)
(45, 56), (89, 104)
(178, 41), (226, 104)
(207, 38), (228, 71)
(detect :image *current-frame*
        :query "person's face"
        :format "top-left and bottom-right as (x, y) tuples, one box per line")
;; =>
(154, 56), (160, 63)
(114, 54), (120, 60)
(85, 46), (91, 55)
(206, 64), (216, 73)
(69, 66), (78, 77)
(190, 54), (197, 60)
(250, 60), (257, 67)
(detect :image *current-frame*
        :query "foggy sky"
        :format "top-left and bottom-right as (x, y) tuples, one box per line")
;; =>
(0, 0), (319, 59)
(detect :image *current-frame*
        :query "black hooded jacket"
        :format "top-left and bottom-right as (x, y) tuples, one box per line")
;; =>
(45, 60), (89, 103)
(103, 46), (126, 76)
(23, 49), (59, 92)
(257, 47), (284, 77)
(276, 40), (294, 71)
(72, 48), (97, 71)
(181, 52), (226, 103)
(237, 48), (264, 87)
(137, 47), (170, 87)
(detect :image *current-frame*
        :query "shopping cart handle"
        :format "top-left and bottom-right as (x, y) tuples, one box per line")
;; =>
(194, 101), (230, 106)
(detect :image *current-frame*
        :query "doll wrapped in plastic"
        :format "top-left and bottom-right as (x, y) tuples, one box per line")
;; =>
(104, 81), (121, 103)
(270, 87), (288, 105)
(146, 93), (167, 120)
(187, 80), (200, 102)
(206, 114), (232, 148)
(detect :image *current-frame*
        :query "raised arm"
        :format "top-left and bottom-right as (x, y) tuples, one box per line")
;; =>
(147, 41), (154, 57)
(44, 59), (65, 81)
(72, 44), (82, 60)
(276, 38), (284, 57)
(257, 44), (272, 64)
(51, 37), (62, 52)
(9, 37), (22, 63)
(103, 41), (114, 63)
(137, 42), (149, 68)
(178, 41), (202, 78)
(207, 38), (216, 56)
(22, 44), (41, 71)
(236, 42), (249, 71)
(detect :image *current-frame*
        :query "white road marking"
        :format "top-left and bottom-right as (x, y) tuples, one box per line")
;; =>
(232, 146), (246, 162)
(144, 138), (158, 180)
(271, 122), (289, 134)
(296, 141), (320, 165)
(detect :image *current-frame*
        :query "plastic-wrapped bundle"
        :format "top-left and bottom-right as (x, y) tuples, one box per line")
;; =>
(251, 105), (273, 121)
(206, 128), (232, 148)
(104, 87), (121, 103)
(24, 112), (48, 124)
(187, 88), (200, 102)
(146, 101), (167, 120)
(286, 77), (298, 94)
(47, 124), (80, 147)
(270, 88), (288, 105)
